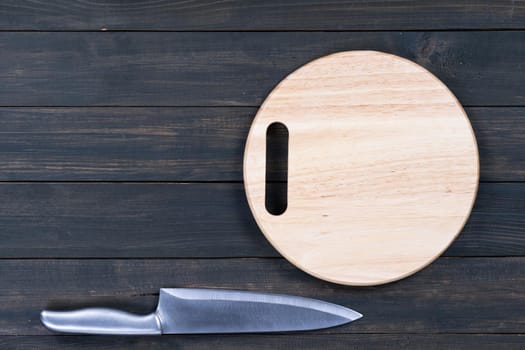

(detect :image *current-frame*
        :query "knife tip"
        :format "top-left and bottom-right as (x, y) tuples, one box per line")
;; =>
(340, 306), (363, 323)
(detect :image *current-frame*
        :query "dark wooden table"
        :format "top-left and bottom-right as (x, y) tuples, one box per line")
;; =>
(0, 1), (524, 349)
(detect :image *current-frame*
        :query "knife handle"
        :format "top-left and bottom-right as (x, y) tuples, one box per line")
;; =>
(40, 308), (162, 335)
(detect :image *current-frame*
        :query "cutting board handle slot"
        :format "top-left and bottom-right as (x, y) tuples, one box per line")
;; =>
(265, 122), (288, 215)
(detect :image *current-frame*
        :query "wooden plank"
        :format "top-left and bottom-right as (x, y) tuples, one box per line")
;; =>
(0, 107), (250, 181)
(0, 1), (524, 31)
(0, 257), (522, 335)
(0, 183), (522, 258)
(0, 32), (523, 106)
(1, 334), (523, 349)
(470, 107), (525, 182)
(0, 107), (522, 182)
(0, 183), (270, 258)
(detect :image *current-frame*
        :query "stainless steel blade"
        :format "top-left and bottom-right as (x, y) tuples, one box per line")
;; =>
(156, 288), (362, 334)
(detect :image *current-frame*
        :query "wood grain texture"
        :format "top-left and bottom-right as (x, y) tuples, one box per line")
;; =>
(1, 334), (524, 350)
(0, 183), (522, 258)
(0, 258), (523, 335)
(0, 0), (524, 31)
(244, 51), (479, 285)
(0, 32), (524, 106)
(0, 107), (250, 181)
(470, 107), (525, 182)
(0, 107), (522, 182)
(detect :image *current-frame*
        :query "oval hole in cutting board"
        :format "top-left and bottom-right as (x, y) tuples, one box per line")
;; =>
(265, 122), (288, 215)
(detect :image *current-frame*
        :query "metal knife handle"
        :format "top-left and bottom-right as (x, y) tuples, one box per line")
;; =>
(40, 308), (162, 335)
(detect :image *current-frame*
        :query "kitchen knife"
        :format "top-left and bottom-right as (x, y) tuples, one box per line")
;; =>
(41, 288), (362, 335)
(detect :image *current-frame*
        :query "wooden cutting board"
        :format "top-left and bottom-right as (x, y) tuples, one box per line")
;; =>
(243, 51), (479, 286)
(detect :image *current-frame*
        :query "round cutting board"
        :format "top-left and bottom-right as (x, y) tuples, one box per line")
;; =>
(243, 51), (479, 286)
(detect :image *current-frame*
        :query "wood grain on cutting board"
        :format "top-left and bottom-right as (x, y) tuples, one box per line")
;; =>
(244, 51), (479, 286)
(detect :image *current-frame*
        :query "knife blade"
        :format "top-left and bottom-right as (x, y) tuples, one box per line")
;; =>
(40, 288), (362, 335)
